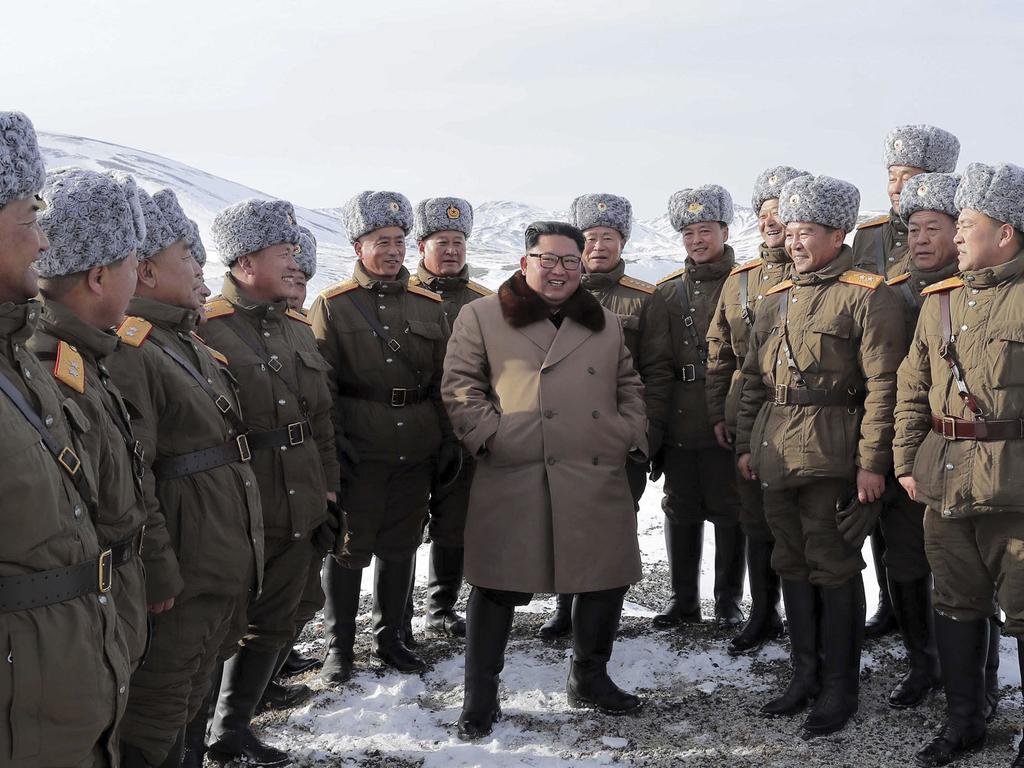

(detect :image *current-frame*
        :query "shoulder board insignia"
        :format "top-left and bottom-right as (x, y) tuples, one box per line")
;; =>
(116, 317), (153, 347)
(765, 279), (795, 296)
(618, 275), (656, 294)
(656, 266), (687, 285)
(857, 215), (890, 230)
(202, 297), (235, 320)
(407, 283), (443, 302)
(319, 279), (359, 300)
(467, 279), (494, 296)
(921, 276), (965, 296)
(408, 275), (423, 286)
(286, 307), (312, 325)
(838, 270), (884, 289)
(886, 272), (912, 286)
(53, 340), (85, 394)
(189, 332), (229, 365)
(729, 259), (764, 276)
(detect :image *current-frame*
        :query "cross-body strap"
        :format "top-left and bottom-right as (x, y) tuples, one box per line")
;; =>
(739, 270), (754, 328)
(669, 278), (708, 367)
(221, 312), (309, 417)
(938, 291), (984, 418)
(775, 288), (808, 389)
(345, 292), (425, 385)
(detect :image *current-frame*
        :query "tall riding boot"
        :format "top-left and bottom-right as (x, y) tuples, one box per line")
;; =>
(539, 593), (574, 640)
(258, 644), (314, 712)
(802, 575), (865, 736)
(279, 645), (319, 678)
(373, 557), (426, 672)
(156, 729), (185, 768)
(566, 588), (643, 714)
(985, 614), (1002, 721)
(426, 544), (467, 637)
(762, 579), (820, 716)
(458, 588), (516, 740)
(653, 518), (704, 627)
(206, 646), (290, 767)
(321, 558), (363, 686)
(729, 537), (784, 656)
(1011, 639), (1024, 768)
(403, 553), (417, 648)
(713, 522), (746, 626)
(181, 661), (221, 768)
(888, 576), (941, 708)
(865, 527), (896, 638)
(914, 614), (988, 766)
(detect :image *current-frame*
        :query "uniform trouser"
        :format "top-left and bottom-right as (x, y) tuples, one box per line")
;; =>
(763, 478), (865, 587)
(661, 446), (741, 525)
(877, 476), (930, 583)
(340, 459), (433, 568)
(239, 535), (317, 654)
(120, 592), (245, 765)
(114, 557), (151, 671)
(924, 508), (1024, 637)
(426, 461), (473, 547)
(292, 555), (325, 635)
(735, 466), (773, 543)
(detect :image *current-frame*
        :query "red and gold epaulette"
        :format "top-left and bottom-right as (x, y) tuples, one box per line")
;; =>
(921, 276), (965, 296)
(886, 273), (912, 286)
(838, 271), (884, 289)
(203, 297), (235, 320)
(189, 331), (229, 365)
(407, 283), (443, 302)
(765, 279), (795, 296)
(286, 307), (312, 325)
(619, 275), (655, 295)
(729, 259), (763, 276)
(53, 340), (85, 394)
(116, 316), (153, 347)
(857, 215), (890, 230)
(320, 279), (359, 300)
(656, 266), (687, 285)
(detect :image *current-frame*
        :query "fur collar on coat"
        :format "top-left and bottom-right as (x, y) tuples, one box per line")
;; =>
(498, 271), (605, 332)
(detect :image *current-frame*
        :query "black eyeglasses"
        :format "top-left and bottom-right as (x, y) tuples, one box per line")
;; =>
(527, 253), (582, 271)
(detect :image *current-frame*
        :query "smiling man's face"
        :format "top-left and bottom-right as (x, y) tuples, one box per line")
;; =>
(758, 199), (785, 248)
(420, 230), (466, 276)
(520, 234), (582, 308)
(682, 221), (728, 263)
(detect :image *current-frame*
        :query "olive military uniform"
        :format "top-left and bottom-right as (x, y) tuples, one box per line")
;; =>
(852, 212), (911, 279)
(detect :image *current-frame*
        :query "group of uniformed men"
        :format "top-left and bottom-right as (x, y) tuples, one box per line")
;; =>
(0, 108), (1022, 768)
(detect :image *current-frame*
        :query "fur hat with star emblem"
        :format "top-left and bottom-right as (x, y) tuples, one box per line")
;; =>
(883, 124), (960, 173)
(569, 193), (633, 240)
(898, 172), (961, 221)
(668, 184), (734, 231)
(413, 197), (473, 242)
(211, 198), (301, 266)
(343, 190), (413, 244)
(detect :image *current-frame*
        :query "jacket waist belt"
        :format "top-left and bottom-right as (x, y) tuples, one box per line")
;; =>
(674, 364), (706, 382)
(246, 420), (312, 450)
(772, 385), (862, 407)
(152, 435), (252, 481)
(0, 550), (115, 613)
(339, 384), (429, 407)
(931, 415), (1024, 441)
(109, 526), (145, 569)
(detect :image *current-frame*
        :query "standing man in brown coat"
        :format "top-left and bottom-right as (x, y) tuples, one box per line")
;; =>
(853, 124), (961, 638)
(407, 196), (490, 639)
(200, 199), (341, 766)
(442, 221), (647, 740)
(0, 110), (130, 768)
(736, 174), (906, 737)
(653, 184), (746, 628)
(310, 191), (460, 685)
(706, 166), (806, 655)
(895, 163), (1024, 768)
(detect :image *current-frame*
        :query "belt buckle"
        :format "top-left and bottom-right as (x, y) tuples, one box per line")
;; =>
(387, 339), (402, 352)
(940, 416), (957, 440)
(390, 388), (407, 407)
(774, 384), (788, 406)
(58, 446), (81, 476)
(268, 355), (283, 372)
(681, 364), (696, 382)
(214, 395), (232, 414)
(287, 422), (305, 446)
(683, 315), (695, 328)
(137, 524), (146, 556)
(98, 549), (113, 593)
(236, 434), (252, 462)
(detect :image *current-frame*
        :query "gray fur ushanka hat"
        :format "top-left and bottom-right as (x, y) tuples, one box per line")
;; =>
(569, 193), (632, 240)
(343, 190), (413, 244)
(36, 167), (146, 277)
(751, 166), (810, 214)
(0, 111), (46, 209)
(152, 189), (192, 246)
(211, 198), (301, 266)
(413, 197), (473, 242)
(898, 172), (961, 221)
(186, 219), (207, 267)
(778, 175), (861, 233)
(668, 185), (734, 231)
(105, 174), (180, 261)
(954, 162), (1024, 233)
(884, 125), (960, 173)
(296, 226), (317, 278)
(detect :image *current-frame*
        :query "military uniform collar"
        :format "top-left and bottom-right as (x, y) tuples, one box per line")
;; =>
(0, 300), (39, 352)
(759, 243), (791, 266)
(39, 298), (119, 359)
(355, 261), (409, 295)
(908, 259), (960, 292)
(416, 260), (469, 292)
(685, 245), (736, 282)
(962, 251), (1024, 289)
(888, 207), (909, 236)
(581, 259), (626, 289)
(220, 273), (288, 323)
(128, 296), (200, 334)
(792, 245), (854, 286)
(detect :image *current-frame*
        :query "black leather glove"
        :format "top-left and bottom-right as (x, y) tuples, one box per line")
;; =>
(313, 499), (349, 557)
(647, 423), (664, 461)
(836, 489), (882, 549)
(336, 437), (360, 483)
(649, 449), (666, 482)
(436, 441), (464, 488)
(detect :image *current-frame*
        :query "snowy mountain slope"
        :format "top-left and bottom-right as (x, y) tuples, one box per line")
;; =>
(37, 132), (882, 296)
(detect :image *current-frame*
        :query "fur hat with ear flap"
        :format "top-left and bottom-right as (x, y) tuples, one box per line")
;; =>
(569, 193), (632, 240)
(898, 172), (961, 222)
(0, 111), (46, 209)
(883, 124), (960, 173)
(751, 166), (810, 214)
(104, 173), (178, 261)
(186, 219), (207, 267)
(778, 174), (861, 233)
(295, 226), (317, 278)
(954, 162), (1024, 233)
(343, 190), (413, 243)
(668, 185), (734, 231)
(413, 197), (473, 242)
(211, 198), (301, 266)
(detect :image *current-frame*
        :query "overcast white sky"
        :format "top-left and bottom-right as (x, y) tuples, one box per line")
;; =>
(11, 0), (1022, 217)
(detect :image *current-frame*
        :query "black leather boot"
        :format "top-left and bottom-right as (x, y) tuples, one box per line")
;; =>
(802, 576), (865, 737)
(985, 614), (1002, 721)
(761, 579), (820, 717)
(653, 518), (704, 627)
(206, 647), (291, 767)
(566, 588), (642, 714)
(321, 558), (362, 687)
(713, 522), (746, 627)
(403, 553), (417, 648)
(1012, 639), (1024, 768)
(914, 614), (988, 766)
(373, 557), (426, 672)
(865, 528), (896, 638)
(458, 588), (514, 741)
(426, 544), (467, 638)
(539, 593), (574, 640)
(729, 537), (783, 656)
(888, 576), (941, 708)
(258, 645), (314, 712)
(180, 702), (209, 768)
(279, 647), (320, 678)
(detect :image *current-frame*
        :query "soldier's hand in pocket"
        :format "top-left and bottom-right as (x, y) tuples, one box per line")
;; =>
(898, 474), (917, 501)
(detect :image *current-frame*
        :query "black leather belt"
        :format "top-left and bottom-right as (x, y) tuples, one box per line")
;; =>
(0, 551), (114, 613)
(340, 385), (428, 407)
(772, 385), (862, 408)
(674, 364), (706, 382)
(247, 421), (311, 450)
(109, 526), (145, 568)
(152, 435), (252, 481)
(932, 415), (1024, 441)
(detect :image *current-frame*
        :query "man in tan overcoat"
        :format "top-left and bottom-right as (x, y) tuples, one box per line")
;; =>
(442, 221), (647, 741)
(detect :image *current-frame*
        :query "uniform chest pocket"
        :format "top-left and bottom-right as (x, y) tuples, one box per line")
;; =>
(799, 313), (854, 372)
(406, 320), (444, 341)
(986, 323), (1024, 389)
